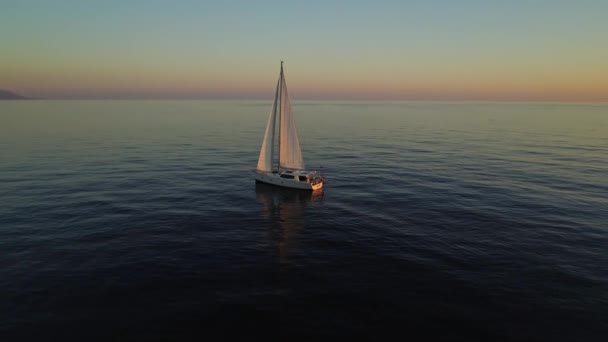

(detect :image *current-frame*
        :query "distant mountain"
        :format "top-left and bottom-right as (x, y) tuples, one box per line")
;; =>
(0, 89), (28, 100)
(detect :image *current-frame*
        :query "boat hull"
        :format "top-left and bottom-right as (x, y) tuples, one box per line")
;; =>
(255, 172), (323, 191)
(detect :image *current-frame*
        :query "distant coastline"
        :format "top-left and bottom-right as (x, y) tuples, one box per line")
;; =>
(0, 90), (606, 103)
(0, 89), (31, 100)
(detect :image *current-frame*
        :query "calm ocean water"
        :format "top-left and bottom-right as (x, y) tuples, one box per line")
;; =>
(1, 100), (607, 341)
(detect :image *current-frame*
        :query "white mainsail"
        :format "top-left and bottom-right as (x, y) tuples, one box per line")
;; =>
(257, 62), (305, 172)
(278, 70), (305, 170)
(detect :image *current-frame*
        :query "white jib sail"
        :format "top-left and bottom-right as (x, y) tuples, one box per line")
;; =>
(279, 71), (305, 170)
(256, 79), (280, 172)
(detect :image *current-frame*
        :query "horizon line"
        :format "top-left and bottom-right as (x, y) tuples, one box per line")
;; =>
(3, 97), (607, 104)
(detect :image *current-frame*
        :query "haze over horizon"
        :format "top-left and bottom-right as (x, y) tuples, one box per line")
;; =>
(2, 1), (607, 101)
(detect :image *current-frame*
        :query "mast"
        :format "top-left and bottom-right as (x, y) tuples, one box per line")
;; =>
(277, 61), (283, 171)
(270, 68), (280, 172)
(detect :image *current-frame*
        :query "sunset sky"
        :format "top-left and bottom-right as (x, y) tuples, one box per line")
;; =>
(1, 0), (607, 101)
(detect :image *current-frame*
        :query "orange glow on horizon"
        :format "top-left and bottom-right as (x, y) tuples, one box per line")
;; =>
(2, 58), (607, 101)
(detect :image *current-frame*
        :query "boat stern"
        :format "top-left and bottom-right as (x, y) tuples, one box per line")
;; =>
(311, 180), (324, 191)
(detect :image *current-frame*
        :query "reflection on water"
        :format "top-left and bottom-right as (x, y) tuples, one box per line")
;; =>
(255, 183), (323, 262)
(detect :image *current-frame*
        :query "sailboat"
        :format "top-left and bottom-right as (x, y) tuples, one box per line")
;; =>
(255, 62), (324, 190)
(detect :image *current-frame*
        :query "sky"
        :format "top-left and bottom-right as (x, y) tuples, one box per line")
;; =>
(1, 0), (607, 101)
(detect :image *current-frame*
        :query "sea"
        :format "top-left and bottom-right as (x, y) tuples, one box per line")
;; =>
(1, 100), (607, 341)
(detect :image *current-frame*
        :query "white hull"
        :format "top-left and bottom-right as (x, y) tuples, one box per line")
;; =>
(255, 171), (323, 191)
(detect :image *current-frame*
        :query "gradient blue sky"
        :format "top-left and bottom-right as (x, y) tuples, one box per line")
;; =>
(1, 0), (607, 100)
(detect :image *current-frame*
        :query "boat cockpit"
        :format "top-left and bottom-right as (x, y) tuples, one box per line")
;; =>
(276, 170), (322, 184)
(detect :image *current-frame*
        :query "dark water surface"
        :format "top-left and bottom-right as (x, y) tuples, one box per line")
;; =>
(1, 100), (607, 341)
